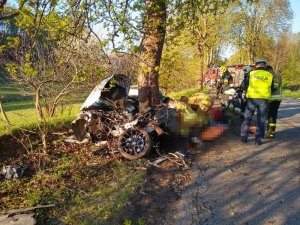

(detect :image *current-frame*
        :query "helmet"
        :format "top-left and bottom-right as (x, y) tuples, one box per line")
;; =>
(224, 88), (236, 96)
(243, 65), (252, 73)
(254, 60), (267, 66)
(199, 95), (213, 112)
(188, 93), (213, 112)
(219, 66), (227, 73)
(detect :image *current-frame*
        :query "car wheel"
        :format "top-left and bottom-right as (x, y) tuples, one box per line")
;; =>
(118, 128), (152, 160)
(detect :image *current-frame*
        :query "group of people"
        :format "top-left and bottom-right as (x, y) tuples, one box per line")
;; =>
(166, 92), (215, 149)
(163, 59), (282, 150)
(240, 60), (282, 145)
(215, 60), (282, 145)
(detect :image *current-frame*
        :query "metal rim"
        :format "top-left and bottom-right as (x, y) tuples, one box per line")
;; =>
(119, 128), (151, 159)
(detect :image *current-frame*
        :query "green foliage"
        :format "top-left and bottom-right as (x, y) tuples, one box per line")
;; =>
(283, 89), (300, 98)
(168, 88), (205, 100)
(281, 34), (300, 87)
(159, 31), (200, 93)
(123, 218), (133, 225)
(228, 0), (293, 64)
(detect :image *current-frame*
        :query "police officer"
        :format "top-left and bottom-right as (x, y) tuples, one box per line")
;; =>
(265, 65), (282, 138)
(240, 60), (273, 145)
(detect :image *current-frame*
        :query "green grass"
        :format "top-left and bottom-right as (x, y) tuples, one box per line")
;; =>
(2, 100), (35, 111)
(0, 84), (148, 224)
(283, 89), (300, 98)
(0, 99), (146, 224)
(0, 86), (21, 95)
(168, 87), (208, 100)
(0, 151), (146, 224)
(0, 85), (33, 102)
(0, 102), (82, 137)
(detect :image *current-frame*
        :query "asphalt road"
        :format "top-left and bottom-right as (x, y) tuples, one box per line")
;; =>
(165, 97), (300, 225)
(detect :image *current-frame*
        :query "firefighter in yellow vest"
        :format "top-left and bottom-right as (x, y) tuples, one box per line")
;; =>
(265, 65), (282, 138)
(168, 93), (213, 148)
(240, 60), (273, 145)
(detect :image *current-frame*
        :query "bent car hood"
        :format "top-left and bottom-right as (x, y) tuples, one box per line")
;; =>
(80, 74), (131, 110)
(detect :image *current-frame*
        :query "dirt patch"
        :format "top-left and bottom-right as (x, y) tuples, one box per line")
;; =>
(116, 164), (193, 224)
(0, 134), (26, 164)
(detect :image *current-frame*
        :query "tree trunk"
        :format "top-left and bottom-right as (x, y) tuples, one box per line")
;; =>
(0, 97), (10, 125)
(35, 89), (44, 121)
(197, 44), (205, 90)
(138, 0), (167, 112)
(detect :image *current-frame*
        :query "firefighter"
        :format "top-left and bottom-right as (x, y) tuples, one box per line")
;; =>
(216, 66), (234, 100)
(240, 60), (273, 145)
(265, 65), (282, 139)
(239, 65), (253, 114)
(168, 93), (213, 149)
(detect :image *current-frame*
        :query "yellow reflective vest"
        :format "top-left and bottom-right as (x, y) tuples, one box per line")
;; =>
(246, 69), (273, 99)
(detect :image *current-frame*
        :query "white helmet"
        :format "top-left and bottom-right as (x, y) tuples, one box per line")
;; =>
(243, 65), (252, 73)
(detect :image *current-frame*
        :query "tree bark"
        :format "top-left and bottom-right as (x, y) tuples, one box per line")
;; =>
(0, 97), (10, 125)
(35, 88), (44, 121)
(138, 0), (167, 112)
(197, 43), (205, 90)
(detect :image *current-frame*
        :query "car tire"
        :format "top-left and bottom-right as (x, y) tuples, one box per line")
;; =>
(118, 128), (152, 160)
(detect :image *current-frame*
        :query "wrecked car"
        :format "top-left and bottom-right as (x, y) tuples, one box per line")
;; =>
(71, 74), (177, 160)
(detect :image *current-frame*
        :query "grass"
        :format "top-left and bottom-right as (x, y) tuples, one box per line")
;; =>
(0, 102), (82, 137)
(0, 99), (147, 224)
(168, 87), (208, 100)
(283, 89), (300, 98)
(0, 146), (146, 224)
(2, 100), (35, 111)
(0, 86), (21, 95)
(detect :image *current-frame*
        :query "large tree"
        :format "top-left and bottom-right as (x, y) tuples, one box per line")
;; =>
(138, 0), (167, 111)
(230, 0), (293, 64)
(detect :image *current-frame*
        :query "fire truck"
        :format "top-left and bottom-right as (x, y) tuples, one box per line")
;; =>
(227, 64), (245, 87)
(204, 64), (246, 89)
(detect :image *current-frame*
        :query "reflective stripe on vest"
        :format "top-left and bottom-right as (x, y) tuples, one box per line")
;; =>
(246, 70), (273, 99)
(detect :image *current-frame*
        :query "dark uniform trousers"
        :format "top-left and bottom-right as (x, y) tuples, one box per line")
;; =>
(268, 100), (281, 124)
(241, 98), (268, 140)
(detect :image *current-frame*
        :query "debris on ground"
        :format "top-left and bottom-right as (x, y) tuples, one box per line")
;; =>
(146, 151), (190, 169)
(0, 204), (56, 225)
(0, 165), (27, 180)
(64, 136), (89, 144)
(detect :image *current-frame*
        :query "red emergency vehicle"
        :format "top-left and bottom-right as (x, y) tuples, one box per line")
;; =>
(227, 65), (245, 87)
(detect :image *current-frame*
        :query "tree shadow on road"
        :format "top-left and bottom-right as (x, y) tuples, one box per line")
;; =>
(172, 125), (300, 225)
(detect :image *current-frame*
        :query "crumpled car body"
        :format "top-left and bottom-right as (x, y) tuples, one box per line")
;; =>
(71, 74), (177, 160)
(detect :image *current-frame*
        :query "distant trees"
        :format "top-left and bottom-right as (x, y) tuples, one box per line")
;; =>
(280, 33), (300, 88)
(159, 32), (199, 93)
(229, 0), (293, 64)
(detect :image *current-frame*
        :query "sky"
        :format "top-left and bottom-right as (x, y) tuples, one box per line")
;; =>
(290, 0), (300, 33)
